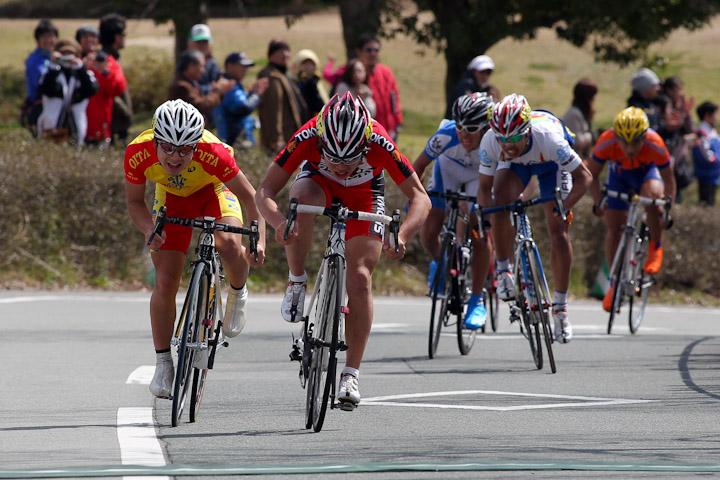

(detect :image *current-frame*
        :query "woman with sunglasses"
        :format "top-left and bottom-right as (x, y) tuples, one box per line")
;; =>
(412, 92), (495, 330)
(255, 91), (430, 409)
(478, 93), (592, 344)
(124, 99), (266, 398)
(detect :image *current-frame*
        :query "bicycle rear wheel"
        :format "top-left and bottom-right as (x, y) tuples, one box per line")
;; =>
(456, 249), (476, 355)
(528, 246), (556, 373)
(428, 238), (453, 359)
(516, 262), (542, 370)
(172, 262), (206, 427)
(629, 224), (651, 334)
(307, 257), (341, 432)
(190, 274), (213, 423)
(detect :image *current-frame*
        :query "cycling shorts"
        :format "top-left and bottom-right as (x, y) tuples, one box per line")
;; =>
(605, 163), (662, 211)
(295, 164), (387, 242)
(152, 182), (243, 253)
(499, 161), (572, 200)
(427, 159), (479, 211)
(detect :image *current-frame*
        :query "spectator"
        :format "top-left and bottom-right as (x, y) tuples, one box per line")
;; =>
(356, 33), (403, 141)
(562, 79), (598, 160)
(335, 58), (376, 117)
(99, 13), (133, 146)
(80, 23), (127, 147)
(37, 39), (98, 144)
(22, 19), (58, 135)
(168, 49), (234, 124)
(322, 52), (343, 90)
(693, 101), (720, 206)
(627, 67), (662, 130)
(444, 54), (498, 119)
(211, 51), (268, 148)
(658, 76), (695, 202)
(257, 37), (308, 153)
(188, 23), (221, 96)
(292, 49), (329, 117)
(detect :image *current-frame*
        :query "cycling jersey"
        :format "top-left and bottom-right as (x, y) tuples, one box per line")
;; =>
(479, 110), (583, 176)
(423, 120), (480, 210)
(274, 117), (414, 240)
(592, 128), (671, 172)
(124, 129), (239, 196)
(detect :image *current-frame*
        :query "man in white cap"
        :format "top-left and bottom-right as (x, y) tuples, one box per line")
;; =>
(627, 67), (662, 130)
(188, 23), (221, 97)
(444, 54), (499, 119)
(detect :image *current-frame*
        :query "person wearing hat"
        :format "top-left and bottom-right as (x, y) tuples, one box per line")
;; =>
(212, 51), (269, 147)
(36, 38), (98, 144)
(188, 23), (221, 97)
(257, 37), (309, 153)
(292, 49), (329, 117)
(627, 67), (662, 130)
(79, 22), (127, 147)
(444, 54), (499, 120)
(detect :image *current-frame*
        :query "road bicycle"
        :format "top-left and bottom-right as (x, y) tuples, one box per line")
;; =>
(148, 206), (259, 426)
(477, 189), (566, 374)
(426, 190), (498, 359)
(603, 187), (671, 335)
(286, 199), (400, 432)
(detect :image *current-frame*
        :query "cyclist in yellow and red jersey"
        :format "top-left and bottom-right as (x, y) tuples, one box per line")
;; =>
(255, 92), (430, 410)
(588, 107), (675, 312)
(124, 99), (266, 398)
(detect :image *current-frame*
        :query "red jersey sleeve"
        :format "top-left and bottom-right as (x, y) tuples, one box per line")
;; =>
(367, 120), (414, 184)
(124, 130), (155, 184)
(194, 131), (240, 182)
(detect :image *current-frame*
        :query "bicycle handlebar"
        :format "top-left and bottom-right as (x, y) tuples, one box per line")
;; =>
(283, 198), (401, 253)
(474, 188), (566, 239)
(602, 186), (672, 227)
(426, 190), (477, 203)
(148, 206), (260, 261)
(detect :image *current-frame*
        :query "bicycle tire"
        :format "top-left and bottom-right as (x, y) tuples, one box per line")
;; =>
(528, 245), (556, 373)
(488, 284), (499, 333)
(190, 272), (212, 423)
(629, 224), (651, 334)
(172, 262), (206, 427)
(607, 238), (628, 334)
(516, 260), (542, 370)
(456, 247), (477, 355)
(428, 237), (453, 359)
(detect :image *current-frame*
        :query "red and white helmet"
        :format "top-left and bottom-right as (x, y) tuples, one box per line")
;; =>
(316, 92), (373, 163)
(490, 93), (532, 138)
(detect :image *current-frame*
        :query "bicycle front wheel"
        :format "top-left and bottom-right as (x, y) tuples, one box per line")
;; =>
(190, 273), (213, 423)
(428, 239), (453, 359)
(629, 224), (651, 334)
(172, 262), (207, 427)
(527, 246), (556, 373)
(456, 249), (476, 355)
(516, 264), (542, 370)
(607, 243), (627, 335)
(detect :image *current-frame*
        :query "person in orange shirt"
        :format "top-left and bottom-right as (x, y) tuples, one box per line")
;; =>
(587, 107), (675, 311)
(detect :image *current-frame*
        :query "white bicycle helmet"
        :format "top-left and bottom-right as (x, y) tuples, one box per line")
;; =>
(316, 92), (373, 163)
(490, 93), (532, 138)
(152, 99), (204, 145)
(452, 92), (494, 128)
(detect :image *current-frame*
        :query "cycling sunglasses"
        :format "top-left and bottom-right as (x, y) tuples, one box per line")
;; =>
(496, 133), (526, 144)
(157, 141), (197, 157)
(455, 123), (486, 134)
(322, 150), (364, 166)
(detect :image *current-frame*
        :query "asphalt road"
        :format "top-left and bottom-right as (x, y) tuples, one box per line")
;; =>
(1, 291), (719, 479)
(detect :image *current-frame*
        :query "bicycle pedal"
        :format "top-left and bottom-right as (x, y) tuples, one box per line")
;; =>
(289, 347), (302, 362)
(337, 341), (349, 352)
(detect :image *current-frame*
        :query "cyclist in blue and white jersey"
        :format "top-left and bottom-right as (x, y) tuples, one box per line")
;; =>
(478, 93), (592, 343)
(413, 92), (494, 330)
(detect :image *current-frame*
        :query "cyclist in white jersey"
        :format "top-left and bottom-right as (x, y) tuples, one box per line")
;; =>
(414, 92), (494, 329)
(477, 93), (592, 343)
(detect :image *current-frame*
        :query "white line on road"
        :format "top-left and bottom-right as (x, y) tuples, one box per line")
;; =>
(116, 407), (169, 480)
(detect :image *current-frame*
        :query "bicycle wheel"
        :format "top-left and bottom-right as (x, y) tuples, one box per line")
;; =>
(516, 260), (542, 370)
(172, 262), (206, 427)
(428, 238), (453, 359)
(607, 241), (628, 335)
(486, 272), (500, 333)
(528, 245), (556, 373)
(456, 248), (477, 355)
(307, 257), (341, 432)
(629, 224), (651, 334)
(190, 273), (213, 423)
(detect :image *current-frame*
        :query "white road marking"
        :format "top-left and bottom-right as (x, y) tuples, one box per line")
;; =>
(126, 366), (155, 385)
(116, 407), (169, 480)
(363, 390), (656, 411)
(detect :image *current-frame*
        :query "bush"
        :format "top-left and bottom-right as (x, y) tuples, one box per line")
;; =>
(123, 54), (175, 115)
(0, 66), (26, 128)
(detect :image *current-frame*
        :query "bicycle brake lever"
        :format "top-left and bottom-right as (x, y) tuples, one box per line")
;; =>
(391, 209), (401, 254)
(250, 220), (259, 262)
(553, 188), (567, 222)
(284, 198), (298, 241)
(148, 206), (167, 246)
(474, 204), (486, 239)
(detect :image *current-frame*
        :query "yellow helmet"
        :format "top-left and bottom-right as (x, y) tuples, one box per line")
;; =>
(613, 107), (649, 142)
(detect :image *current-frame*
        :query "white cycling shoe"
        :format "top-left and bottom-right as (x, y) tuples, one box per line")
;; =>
(338, 373), (360, 411)
(281, 280), (307, 323)
(223, 285), (248, 338)
(149, 360), (174, 398)
(497, 270), (516, 300)
(553, 307), (573, 344)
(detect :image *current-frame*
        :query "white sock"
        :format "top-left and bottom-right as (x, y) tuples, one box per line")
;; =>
(497, 258), (511, 272)
(342, 366), (359, 379)
(156, 350), (172, 365)
(289, 271), (307, 283)
(554, 290), (568, 306)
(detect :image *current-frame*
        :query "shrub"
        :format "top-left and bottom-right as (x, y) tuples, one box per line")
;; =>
(123, 54), (175, 114)
(0, 66), (26, 128)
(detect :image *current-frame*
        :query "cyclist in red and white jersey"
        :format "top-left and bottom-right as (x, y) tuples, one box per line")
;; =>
(255, 92), (430, 409)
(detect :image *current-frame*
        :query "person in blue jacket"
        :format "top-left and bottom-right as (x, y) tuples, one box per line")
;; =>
(693, 101), (720, 206)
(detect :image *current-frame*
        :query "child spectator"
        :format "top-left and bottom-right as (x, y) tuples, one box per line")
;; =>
(335, 58), (376, 117)
(292, 49), (329, 117)
(22, 19), (58, 136)
(692, 101), (720, 206)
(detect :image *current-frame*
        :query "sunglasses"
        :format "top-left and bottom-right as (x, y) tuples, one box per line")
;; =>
(363, 47), (380, 53)
(455, 123), (485, 134)
(322, 151), (364, 166)
(157, 141), (197, 157)
(496, 133), (526, 144)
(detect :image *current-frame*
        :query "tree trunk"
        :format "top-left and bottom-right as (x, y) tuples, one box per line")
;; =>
(171, 0), (208, 62)
(338, 0), (384, 61)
